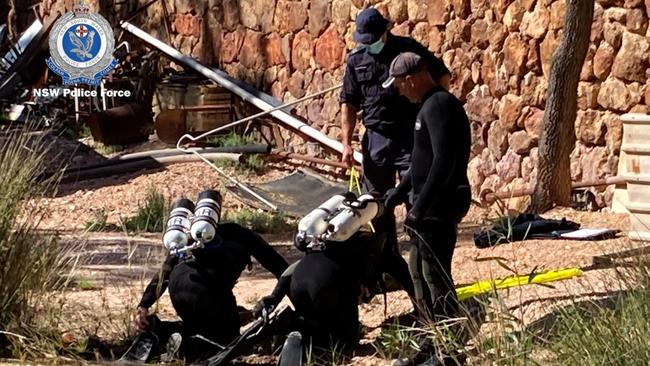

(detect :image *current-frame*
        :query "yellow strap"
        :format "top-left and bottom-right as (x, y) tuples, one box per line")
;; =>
(455, 267), (583, 301)
(347, 167), (375, 233)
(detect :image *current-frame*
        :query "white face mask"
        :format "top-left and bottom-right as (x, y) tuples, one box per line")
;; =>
(367, 38), (385, 54)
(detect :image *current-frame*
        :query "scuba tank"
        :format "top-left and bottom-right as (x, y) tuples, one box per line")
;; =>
(324, 194), (382, 242)
(190, 189), (223, 244)
(294, 193), (350, 250)
(162, 198), (195, 252)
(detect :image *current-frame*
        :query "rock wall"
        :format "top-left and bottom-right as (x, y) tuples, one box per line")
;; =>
(33, 0), (650, 208)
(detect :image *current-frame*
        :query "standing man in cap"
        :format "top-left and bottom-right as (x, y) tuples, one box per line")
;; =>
(383, 52), (471, 328)
(339, 7), (452, 302)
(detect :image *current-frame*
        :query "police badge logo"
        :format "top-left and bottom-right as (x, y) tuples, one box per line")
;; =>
(46, 2), (118, 86)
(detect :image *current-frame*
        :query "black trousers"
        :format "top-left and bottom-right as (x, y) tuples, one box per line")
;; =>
(361, 131), (415, 299)
(408, 218), (459, 322)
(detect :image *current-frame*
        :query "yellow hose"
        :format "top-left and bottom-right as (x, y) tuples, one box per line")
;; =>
(456, 267), (583, 301)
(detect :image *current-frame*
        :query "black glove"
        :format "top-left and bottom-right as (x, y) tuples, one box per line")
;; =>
(252, 295), (277, 319)
(383, 187), (407, 209)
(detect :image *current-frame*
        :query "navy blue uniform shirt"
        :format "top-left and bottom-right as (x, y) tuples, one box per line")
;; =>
(340, 33), (451, 141)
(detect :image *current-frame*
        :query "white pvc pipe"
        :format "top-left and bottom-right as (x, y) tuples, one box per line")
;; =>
(120, 21), (363, 164)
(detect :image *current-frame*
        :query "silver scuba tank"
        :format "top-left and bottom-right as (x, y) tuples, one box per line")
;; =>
(190, 189), (223, 243)
(295, 193), (348, 248)
(324, 194), (381, 242)
(162, 198), (195, 252)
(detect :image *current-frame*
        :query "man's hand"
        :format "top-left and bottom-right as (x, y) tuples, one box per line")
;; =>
(252, 295), (277, 319)
(341, 144), (354, 168)
(135, 306), (150, 333)
(383, 187), (406, 209)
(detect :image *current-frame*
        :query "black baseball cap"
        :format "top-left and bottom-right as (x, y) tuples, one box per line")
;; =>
(353, 8), (391, 45)
(382, 52), (428, 88)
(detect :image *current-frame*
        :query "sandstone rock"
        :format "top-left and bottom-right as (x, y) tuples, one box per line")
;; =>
(275, 0), (308, 34)
(392, 21), (411, 37)
(350, 0), (364, 9)
(262, 33), (285, 66)
(488, 120), (509, 159)
(580, 44), (597, 81)
(540, 30), (561, 78)
(446, 18), (471, 47)
(264, 66), (278, 90)
(238, 0), (260, 30)
(521, 153), (537, 182)
(499, 94), (524, 132)
(495, 65), (512, 98)
(291, 30), (313, 72)
(509, 131), (536, 154)
(314, 25), (345, 71)
(282, 34), (293, 63)
(308, 0), (330, 37)
(238, 30), (263, 69)
(481, 148), (499, 176)
(604, 7), (627, 23)
(490, 0), (512, 22)
(521, 107), (544, 140)
(174, 14), (201, 38)
(592, 3), (605, 43)
(580, 146), (609, 182)
(522, 0), (536, 11)
(602, 112), (623, 154)
(429, 26), (444, 54)
(578, 82), (601, 110)
(626, 8), (647, 35)
(452, 0), (472, 18)
(207, 14), (223, 63)
(331, 0), (350, 35)
(519, 72), (547, 107)
(451, 68), (475, 102)
(612, 31), (649, 82)
(388, 0), (408, 23)
(221, 27), (246, 63)
(504, 33), (527, 76)
(466, 85), (497, 124)
(596, 0), (624, 6)
(549, 0), (566, 31)
(570, 145), (584, 181)
(593, 41), (616, 80)
(468, 156), (486, 196)
(412, 22), (430, 48)
(497, 149), (522, 184)
(428, 0), (449, 26)
(321, 94), (340, 124)
(470, 121), (487, 157)
(480, 175), (503, 199)
(526, 39), (541, 75)
(222, 0), (240, 31)
(471, 61), (482, 84)
(504, 0), (526, 32)
(576, 110), (605, 145)
(488, 23), (507, 48)
(307, 98), (324, 127)
(471, 19), (490, 49)
(603, 22), (623, 49)
(174, 0), (204, 15)
(471, 0), (490, 17)
(625, 0), (643, 7)
(408, 0), (428, 21)
(521, 4), (550, 39)
(597, 77), (635, 112)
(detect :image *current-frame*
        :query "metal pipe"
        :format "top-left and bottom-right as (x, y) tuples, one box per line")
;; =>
(480, 176), (626, 205)
(120, 21), (363, 164)
(270, 150), (362, 170)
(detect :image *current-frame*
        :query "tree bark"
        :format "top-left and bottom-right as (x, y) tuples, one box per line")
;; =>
(528, 0), (595, 213)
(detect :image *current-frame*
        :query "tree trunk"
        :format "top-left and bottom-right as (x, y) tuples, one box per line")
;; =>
(528, 0), (595, 214)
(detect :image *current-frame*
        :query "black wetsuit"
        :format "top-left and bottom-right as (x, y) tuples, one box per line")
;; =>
(138, 223), (288, 359)
(404, 86), (471, 320)
(256, 231), (391, 348)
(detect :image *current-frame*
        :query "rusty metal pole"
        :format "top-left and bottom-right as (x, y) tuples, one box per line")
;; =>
(480, 176), (626, 206)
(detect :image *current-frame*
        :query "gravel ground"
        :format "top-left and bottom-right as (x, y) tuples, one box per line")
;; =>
(26, 161), (647, 365)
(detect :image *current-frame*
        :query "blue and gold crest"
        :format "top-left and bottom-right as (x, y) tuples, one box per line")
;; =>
(46, 2), (118, 86)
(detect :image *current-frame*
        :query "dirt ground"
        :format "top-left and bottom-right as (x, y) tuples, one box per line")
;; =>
(23, 159), (647, 365)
